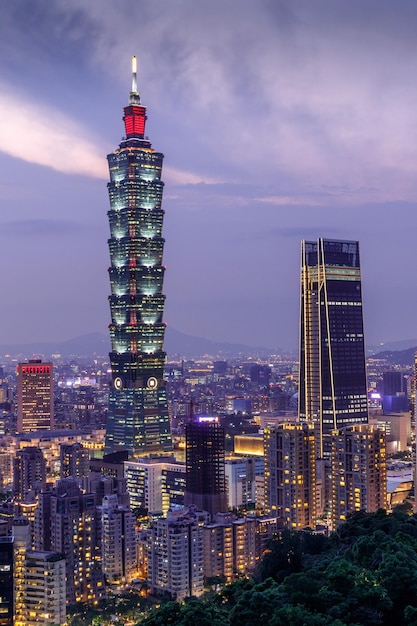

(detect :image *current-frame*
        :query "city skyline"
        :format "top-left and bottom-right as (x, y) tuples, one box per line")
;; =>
(1, 2), (417, 350)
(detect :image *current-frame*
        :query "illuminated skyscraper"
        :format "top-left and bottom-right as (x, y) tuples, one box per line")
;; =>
(299, 239), (368, 457)
(105, 58), (172, 456)
(17, 360), (54, 433)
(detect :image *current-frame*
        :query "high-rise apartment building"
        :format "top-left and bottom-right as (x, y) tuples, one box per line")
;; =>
(148, 508), (207, 600)
(17, 360), (54, 433)
(60, 442), (90, 480)
(184, 417), (228, 520)
(35, 478), (105, 604)
(13, 447), (46, 503)
(299, 239), (368, 457)
(264, 423), (316, 529)
(202, 513), (277, 583)
(23, 551), (66, 626)
(100, 494), (136, 584)
(104, 57), (171, 457)
(13, 518), (31, 626)
(331, 424), (386, 527)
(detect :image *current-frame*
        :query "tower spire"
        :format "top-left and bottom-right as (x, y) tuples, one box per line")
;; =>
(129, 55), (140, 105)
(124, 55), (147, 138)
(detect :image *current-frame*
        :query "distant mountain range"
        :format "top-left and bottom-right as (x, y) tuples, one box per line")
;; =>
(0, 330), (416, 364)
(370, 346), (417, 367)
(0, 328), (273, 360)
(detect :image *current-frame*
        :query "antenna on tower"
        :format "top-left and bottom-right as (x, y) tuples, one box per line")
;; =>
(129, 56), (140, 104)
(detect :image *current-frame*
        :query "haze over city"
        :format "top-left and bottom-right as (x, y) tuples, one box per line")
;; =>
(1, 0), (417, 350)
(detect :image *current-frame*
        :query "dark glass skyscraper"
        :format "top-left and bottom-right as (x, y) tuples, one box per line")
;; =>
(299, 238), (368, 457)
(105, 58), (172, 456)
(184, 416), (228, 520)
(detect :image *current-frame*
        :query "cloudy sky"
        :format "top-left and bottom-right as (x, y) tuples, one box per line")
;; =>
(0, 0), (417, 351)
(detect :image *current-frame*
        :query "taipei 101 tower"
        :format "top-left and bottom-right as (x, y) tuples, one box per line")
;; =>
(105, 58), (172, 456)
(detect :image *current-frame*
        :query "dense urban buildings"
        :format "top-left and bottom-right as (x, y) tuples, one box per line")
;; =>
(299, 239), (369, 457)
(16, 360), (54, 433)
(0, 57), (406, 618)
(104, 57), (172, 457)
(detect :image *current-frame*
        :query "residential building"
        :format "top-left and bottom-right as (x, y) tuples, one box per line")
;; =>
(264, 422), (316, 529)
(100, 494), (136, 584)
(331, 424), (387, 527)
(148, 508), (207, 600)
(34, 478), (105, 604)
(60, 442), (90, 480)
(13, 447), (46, 503)
(23, 551), (66, 626)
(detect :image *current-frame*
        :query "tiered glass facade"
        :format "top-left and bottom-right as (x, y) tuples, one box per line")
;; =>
(105, 59), (172, 456)
(299, 238), (368, 457)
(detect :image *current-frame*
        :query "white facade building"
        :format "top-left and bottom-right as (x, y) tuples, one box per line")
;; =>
(148, 508), (207, 600)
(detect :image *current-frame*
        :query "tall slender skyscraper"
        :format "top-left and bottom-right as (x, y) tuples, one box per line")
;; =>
(299, 239), (368, 457)
(105, 58), (172, 457)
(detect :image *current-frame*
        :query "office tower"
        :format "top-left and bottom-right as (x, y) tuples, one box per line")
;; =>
(35, 478), (105, 604)
(13, 447), (46, 503)
(331, 424), (386, 527)
(22, 551), (66, 626)
(299, 239), (368, 457)
(17, 360), (54, 433)
(148, 508), (207, 600)
(184, 417), (228, 520)
(100, 494), (136, 584)
(0, 537), (13, 626)
(104, 57), (172, 457)
(264, 423), (316, 529)
(60, 442), (90, 480)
